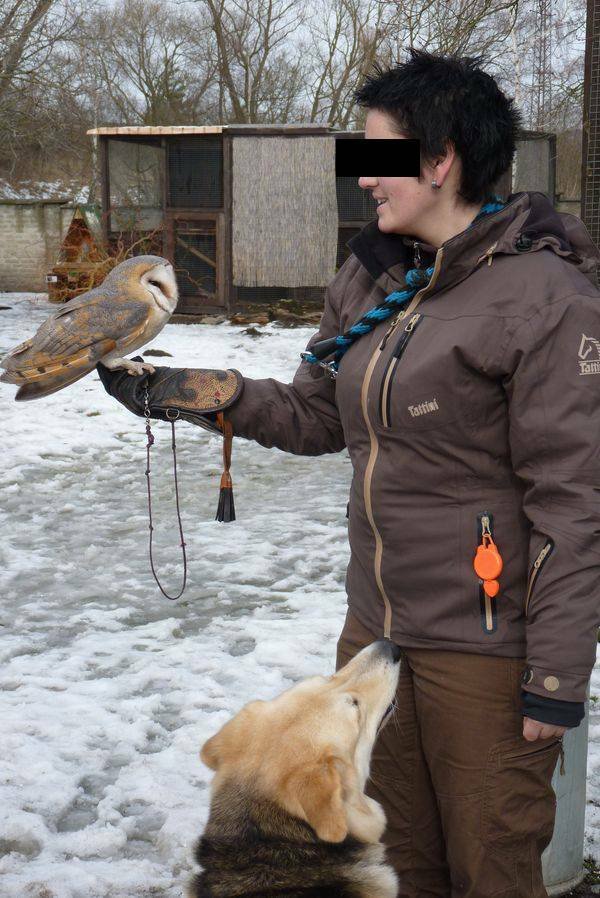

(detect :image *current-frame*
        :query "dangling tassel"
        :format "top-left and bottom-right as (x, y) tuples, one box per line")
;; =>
(215, 413), (235, 522)
(216, 470), (235, 522)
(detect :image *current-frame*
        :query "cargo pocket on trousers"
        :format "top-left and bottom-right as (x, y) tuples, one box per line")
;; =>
(481, 735), (561, 855)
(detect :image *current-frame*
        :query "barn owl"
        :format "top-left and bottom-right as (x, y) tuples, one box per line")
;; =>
(0, 255), (178, 401)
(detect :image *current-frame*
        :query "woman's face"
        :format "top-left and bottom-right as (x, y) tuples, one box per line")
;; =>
(358, 108), (442, 238)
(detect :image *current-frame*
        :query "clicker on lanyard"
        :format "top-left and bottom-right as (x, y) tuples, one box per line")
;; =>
(473, 517), (503, 597)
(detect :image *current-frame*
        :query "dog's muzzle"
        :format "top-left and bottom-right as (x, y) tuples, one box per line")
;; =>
(372, 639), (402, 664)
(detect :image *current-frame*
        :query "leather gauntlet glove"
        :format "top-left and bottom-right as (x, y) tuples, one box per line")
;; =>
(96, 356), (243, 435)
(96, 356), (243, 522)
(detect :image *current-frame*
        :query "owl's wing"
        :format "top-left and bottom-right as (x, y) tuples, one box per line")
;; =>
(0, 295), (151, 401)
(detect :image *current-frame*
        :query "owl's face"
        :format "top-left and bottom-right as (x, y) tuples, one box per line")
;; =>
(103, 256), (179, 315)
(140, 261), (179, 314)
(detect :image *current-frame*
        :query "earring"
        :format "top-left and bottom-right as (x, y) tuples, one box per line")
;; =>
(431, 179), (441, 189)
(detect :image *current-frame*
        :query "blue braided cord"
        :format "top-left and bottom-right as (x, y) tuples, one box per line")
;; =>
(304, 195), (506, 372)
(328, 261), (435, 361)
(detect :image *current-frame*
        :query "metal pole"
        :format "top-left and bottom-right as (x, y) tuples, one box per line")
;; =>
(542, 697), (590, 894)
(581, 0), (600, 282)
(544, 5), (598, 888)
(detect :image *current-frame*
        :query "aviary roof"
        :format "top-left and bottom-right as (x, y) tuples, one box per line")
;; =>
(87, 124), (334, 136)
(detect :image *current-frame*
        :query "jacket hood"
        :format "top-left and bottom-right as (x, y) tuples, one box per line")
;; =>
(348, 191), (600, 297)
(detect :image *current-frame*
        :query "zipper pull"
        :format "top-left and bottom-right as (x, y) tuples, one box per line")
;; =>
(476, 241), (499, 268)
(379, 309), (407, 350)
(391, 313), (422, 358)
(524, 542), (553, 616)
(380, 311), (421, 352)
(533, 544), (551, 569)
(405, 313), (421, 332)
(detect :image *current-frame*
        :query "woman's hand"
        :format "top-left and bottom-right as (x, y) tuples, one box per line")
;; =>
(523, 717), (567, 741)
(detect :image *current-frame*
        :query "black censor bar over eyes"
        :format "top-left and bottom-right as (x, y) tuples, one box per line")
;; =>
(335, 138), (420, 177)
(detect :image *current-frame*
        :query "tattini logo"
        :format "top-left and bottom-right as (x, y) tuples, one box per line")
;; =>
(578, 334), (600, 375)
(408, 398), (439, 417)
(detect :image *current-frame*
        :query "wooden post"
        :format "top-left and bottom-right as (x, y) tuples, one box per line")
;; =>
(223, 133), (233, 315)
(100, 137), (110, 246)
(161, 137), (168, 260)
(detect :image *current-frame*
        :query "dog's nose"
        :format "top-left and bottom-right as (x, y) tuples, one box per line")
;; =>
(373, 639), (402, 663)
(389, 641), (402, 663)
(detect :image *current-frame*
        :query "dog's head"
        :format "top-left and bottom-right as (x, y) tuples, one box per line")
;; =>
(200, 639), (401, 844)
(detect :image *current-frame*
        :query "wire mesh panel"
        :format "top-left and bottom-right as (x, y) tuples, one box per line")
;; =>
(108, 138), (163, 232)
(582, 0), (599, 262)
(337, 226), (360, 270)
(168, 137), (223, 208)
(235, 286), (325, 305)
(336, 177), (378, 221)
(236, 286), (291, 303)
(513, 135), (556, 197)
(173, 219), (217, 301)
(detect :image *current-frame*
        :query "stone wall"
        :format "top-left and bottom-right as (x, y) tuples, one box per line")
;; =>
(0, 200), (72, 293)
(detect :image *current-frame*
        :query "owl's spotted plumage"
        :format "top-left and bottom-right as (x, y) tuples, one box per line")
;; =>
(0, 255), (178, 400)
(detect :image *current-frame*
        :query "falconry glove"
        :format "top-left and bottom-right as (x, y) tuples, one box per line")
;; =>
(96, 357), (242, 432)
(97, 357), (243, 521)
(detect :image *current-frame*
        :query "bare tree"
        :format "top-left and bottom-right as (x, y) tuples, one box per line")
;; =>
(305, 0), (390, 127)
(302, 0), (526, 130)
(82, 0), (218, 125)
(195, 0), (307, 122)
(0, 0), (90, 180)
(375, 0), (519, 73)
(0, 0), (54, 104)
(0, 0), (588, 201)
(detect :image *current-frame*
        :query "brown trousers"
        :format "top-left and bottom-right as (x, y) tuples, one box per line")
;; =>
(335, 609), (562, 898)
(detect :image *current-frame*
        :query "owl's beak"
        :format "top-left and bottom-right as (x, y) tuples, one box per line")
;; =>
(158, 264), (178, 303)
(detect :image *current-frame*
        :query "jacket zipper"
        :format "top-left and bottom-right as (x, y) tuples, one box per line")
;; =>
(477, 511), (498, 633)
(524, 538), (554, 617)
(359, 247), (445, 638)
(378, 313), (424, 428)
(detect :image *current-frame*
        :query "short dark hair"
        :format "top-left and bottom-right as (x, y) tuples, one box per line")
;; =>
(353, 47), (523, 205)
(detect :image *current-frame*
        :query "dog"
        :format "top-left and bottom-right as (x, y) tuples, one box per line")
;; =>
(188, 638), (401, 898)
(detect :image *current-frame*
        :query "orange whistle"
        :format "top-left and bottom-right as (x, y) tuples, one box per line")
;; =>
(483, 579), (500, 597)
(474, 534), (503, 598)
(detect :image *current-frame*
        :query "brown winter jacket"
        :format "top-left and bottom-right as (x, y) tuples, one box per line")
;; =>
(225, 191), (600, 707)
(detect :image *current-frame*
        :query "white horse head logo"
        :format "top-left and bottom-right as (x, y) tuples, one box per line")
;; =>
(578, 334), (600, 374)
(578, 334), (600, 359)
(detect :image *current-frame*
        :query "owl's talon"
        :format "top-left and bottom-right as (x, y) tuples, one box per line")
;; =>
(120, 360), (156, 376)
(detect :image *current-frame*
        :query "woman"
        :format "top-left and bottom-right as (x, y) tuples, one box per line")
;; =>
(99, 49), (600, 897)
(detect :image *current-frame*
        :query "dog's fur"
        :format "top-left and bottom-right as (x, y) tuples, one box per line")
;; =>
(188, 639), (401, 898)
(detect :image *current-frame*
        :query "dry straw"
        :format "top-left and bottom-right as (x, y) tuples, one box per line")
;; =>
(232, 136), (338, 288)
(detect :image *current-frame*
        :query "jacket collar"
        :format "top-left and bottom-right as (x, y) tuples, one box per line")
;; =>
(347, 191), (600, 297)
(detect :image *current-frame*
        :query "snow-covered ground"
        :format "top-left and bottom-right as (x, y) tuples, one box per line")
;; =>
(0, 293), (598, 897)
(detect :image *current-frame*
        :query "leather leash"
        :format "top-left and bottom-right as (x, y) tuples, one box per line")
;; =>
(143, 385), (187, 600)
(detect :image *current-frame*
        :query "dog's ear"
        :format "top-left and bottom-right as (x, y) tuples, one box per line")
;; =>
(200, 702), (265, 772)
(283, 753), (348, 843)
(200, 731), (224, 771)
(334, 758), (387, 843)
